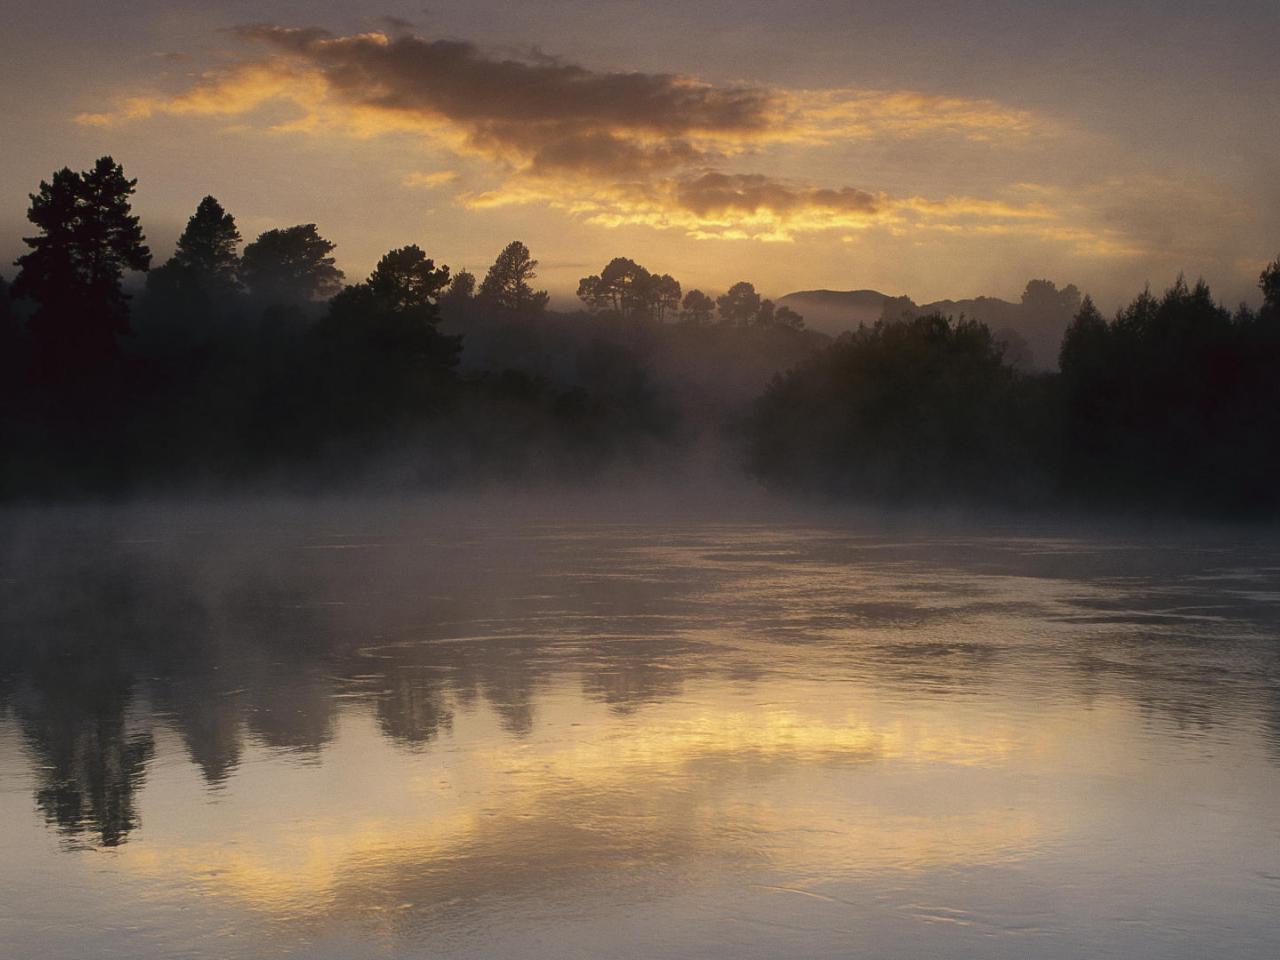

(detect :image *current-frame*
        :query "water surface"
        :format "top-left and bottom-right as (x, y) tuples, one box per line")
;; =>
(2, 498), (1278, 959)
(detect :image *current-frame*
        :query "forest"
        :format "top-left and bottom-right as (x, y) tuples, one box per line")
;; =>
(2, 156), (1279, 515)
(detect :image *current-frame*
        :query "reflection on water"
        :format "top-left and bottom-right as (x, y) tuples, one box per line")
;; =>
(1, 499), (1279, 959)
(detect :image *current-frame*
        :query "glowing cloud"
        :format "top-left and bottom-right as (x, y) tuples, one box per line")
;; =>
(80, 26), (1123, 249)
(402, 169), (459, 189)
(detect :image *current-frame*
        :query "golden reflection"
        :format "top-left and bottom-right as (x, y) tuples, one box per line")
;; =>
(114, 684), (1074, 920)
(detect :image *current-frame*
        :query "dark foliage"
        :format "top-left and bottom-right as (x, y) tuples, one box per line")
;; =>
(748, 313), (1053, 502)
(241, 224), (344, 304)
(478, 240), (549, 318)
(12, 157), (150, 382)
(4, 158), (1279, 515)
(1057, 274), (1280, 510)
(748, 263), (1280, 516)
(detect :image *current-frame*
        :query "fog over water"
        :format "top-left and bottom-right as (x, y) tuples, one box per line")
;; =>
(1, 491), (1279, 959)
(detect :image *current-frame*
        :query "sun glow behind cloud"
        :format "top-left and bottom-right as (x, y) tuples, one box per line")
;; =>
(77, 26), (1120, 248)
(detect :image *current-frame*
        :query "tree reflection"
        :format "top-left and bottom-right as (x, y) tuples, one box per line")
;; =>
(10, 641), (154, 846)
(4, 516), (1280, 854)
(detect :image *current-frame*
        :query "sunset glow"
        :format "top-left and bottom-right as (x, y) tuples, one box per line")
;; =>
(3, 1), (1273, 304)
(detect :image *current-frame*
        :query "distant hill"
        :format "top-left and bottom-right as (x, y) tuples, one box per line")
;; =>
(777, 289), (892, 333)
(779, 281), (1080, 370)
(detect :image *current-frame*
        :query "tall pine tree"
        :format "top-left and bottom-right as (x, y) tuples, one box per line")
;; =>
(148, 195), (241, 301)
(478, 241), (548, 317)
(13, 157), (150, 380)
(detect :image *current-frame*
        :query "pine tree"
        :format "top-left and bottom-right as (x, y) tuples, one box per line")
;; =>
(241, 224), (343, 303)
(478, 241), (548, 317)
(171, 196), (241, 294)
(366, 244), (450, 311)
(13, 156), (151, 379)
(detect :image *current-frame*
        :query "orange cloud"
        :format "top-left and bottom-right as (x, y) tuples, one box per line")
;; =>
(464, 172), (1075, 243)
(402, 169), (459, 189)
(80, 26), (1126, 250)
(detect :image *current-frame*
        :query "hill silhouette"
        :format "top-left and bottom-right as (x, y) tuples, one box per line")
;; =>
(779, 281), (1081, 370)
(777, 290), (890, 333)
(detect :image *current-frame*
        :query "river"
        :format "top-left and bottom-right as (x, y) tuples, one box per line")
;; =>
(2, 495), (1278, 958)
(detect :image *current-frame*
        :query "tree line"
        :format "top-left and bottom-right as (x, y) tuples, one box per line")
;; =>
(0, 157), (810, 495)
(576, 258), (803, 329)
(749, 266), (1280, 513)
(3, 156), (1279, 515)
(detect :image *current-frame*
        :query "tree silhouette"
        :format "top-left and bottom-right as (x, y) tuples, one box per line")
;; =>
(716, 281), (761, 326)
(754, 299), (776, 327)
(0, 273), (21, 385)
(12, 157), (151, 380)
(241, 224), (343, 303)
(479, 240), (548, 317)
(0, 273), (13, 340)
(680, 289), (715, 324)
(1054, 275), (1280, 507)
(1021, 278), (1081, 317)
(748, 313), (1029, 499)
(1260, 254), (1280, 314)
(774, 304), (805, 330)
(579, 257), (643, 315)
(365, 244), (450, 310)
(149, 196), (242, 299)
(142, 197), (243, 331)
(442, 269), (475, 303)
(1058, 294), (1108, 375)
(577, 258), (686, 323)
(651, 273), (682, 322)
(316, 245), (460, 424)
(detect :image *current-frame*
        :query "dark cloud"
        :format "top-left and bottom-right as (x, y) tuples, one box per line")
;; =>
(526, 132), (704, 177)
(674, 172), (880, 219)
(233, 25), (778, 136)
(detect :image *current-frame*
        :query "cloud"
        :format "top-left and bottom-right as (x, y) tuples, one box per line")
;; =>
(79, 25), (1122, 249)
(465, 172), (1074, 243)
(402, 169), (458, 189)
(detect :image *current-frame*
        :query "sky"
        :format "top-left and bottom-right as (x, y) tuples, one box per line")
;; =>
(1, 0), (1276, 309)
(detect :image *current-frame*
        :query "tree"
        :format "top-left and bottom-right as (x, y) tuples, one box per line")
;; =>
(1055, 277), (1269, 507)
(1017, 278), (1082, 369)
(143, 196), (242, 329)
(577, 259), (682, 322)
(152, 196), (241, 296)
(716, 281), (761, 326)
(365, 244), (450, 311)
(651, 274), (682, 323)
(0, 274), (12, 335)
(437, 268), (477, 323)
(316, 245), (460, 423)
(241, 224), (343, 303)
(680, 289), (715, 325)
(12, 156), (151, 379)
(441, 269), (475, 303)
(747, 313), (1028, 499)
(479, 241), (548, 316)
(879, 295), (919, 323)
(1057, 295), (1108, 376)
(0, 273), (19, 374)
(774, 305), (805, 330)
(1260, 254), (1280, 314)
(1021, 278), (1081, 317)
(754, 299), (776, 328)
(578, 258), (649, 317)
